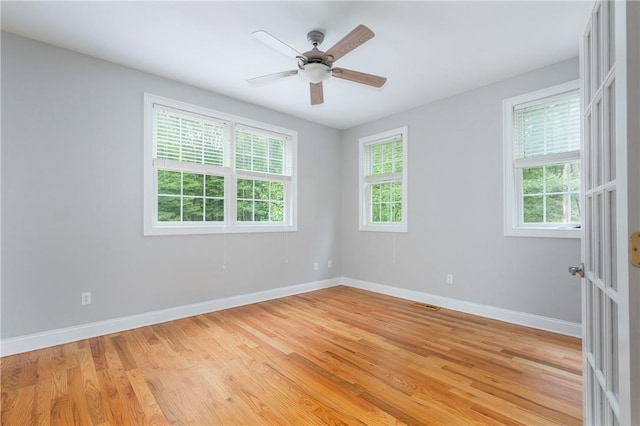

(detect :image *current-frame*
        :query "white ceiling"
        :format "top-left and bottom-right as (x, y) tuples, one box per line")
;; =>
(1, 1), (593, 130)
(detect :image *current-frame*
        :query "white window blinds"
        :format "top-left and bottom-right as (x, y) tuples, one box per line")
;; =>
(235, 126), (291, 175)
(154, 105), (227, 166)
(512, 92), (580, 160)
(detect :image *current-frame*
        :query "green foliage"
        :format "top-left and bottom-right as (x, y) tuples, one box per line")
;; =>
(523, 195), (544, 223)
(271, 202), (284, 222)
(183, 173), (204, 196)
(237, 200), (253, 221)
(158, 170), (181, 195)
(370, 182), (402, 223)
(255, 180), (269, 200)
(206, 175), (224, 198)
(545, 194), (565, 222)
(158, 196), (180, 221)
(371, 139), (402, 175)
(522, 167), (543, 194)
(236, 178), (285, 222)
(156, 169), (225, 222)
(183, 197), (203, 221)
(205, 199), (224, 221)
(521, 161), (580, 224)
(368, 134), (403, 224)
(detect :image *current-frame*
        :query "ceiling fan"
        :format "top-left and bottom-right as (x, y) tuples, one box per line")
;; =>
(247, 24), (387, 105)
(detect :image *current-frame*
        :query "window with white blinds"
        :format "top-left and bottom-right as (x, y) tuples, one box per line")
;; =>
(235, 126), (290, 176)
(359, 127), (408, 232)
(155, 106), (227, 166)
(144, 94), (297, 235)
(513, 92), (581, 161)
(503, 81), (581, 238)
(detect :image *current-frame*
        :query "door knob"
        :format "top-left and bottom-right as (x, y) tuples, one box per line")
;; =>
(568, 263), (585, 278)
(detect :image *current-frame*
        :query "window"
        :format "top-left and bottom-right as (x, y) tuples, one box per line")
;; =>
(359, 127), (408, 232)
(144, 94), (297, 235)
(503, 81), (581, 238)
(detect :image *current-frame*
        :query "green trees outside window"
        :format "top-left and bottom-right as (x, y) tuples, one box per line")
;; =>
(368, 138), (403, 224)
(156, 172), (286, 223)
(237, 179), (284, 222)
(371, 182), (402, 223)
(370, 139), (403, 175)
(522, 161), (580, 224)
(157, 170), (224, 222)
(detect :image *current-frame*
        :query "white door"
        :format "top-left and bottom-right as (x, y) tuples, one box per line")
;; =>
(581, 1), (639, 425)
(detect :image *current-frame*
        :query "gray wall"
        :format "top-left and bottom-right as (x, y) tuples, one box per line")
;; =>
(1, 33), (342, 338)
(340, 58), (582, 323)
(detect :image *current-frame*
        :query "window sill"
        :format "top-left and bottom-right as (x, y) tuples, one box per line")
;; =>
(360, 223), (407, 233)
(144, 223), (297, 236)
(504, 226), (582, 239)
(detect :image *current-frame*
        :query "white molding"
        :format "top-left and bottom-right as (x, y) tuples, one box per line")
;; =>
(342, 277), (582, 338)
(0, 278), (341, 356)
(1, 276), (582, 356)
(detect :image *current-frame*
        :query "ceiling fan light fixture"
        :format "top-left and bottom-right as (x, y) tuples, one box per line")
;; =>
(299, 63), (331, 84)
(248, 25), (385, 105)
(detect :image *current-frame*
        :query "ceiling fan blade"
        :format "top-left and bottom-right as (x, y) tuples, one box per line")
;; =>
(310, 82), (324, 105)
(247, 70), (298, 84)
(251, 30), (303, 59)
(331, 68), (387, 88)
(323, 24), (375, 63)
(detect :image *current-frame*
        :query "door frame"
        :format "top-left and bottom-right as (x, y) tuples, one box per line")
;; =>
(616, 1), (640, 424)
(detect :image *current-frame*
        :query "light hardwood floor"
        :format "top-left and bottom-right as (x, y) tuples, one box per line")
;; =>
(1, 286), (582, 425)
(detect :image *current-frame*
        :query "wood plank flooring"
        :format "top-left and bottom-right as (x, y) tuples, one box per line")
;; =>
(1, 286), (582, 425)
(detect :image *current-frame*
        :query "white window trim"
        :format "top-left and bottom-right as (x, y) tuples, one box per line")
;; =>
(143, 93), (297, 236)
(503, 80), (582, 239)
(359, 126), (408, 232)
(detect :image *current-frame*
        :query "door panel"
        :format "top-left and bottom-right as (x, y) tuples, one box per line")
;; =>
(582, 1), (621, 424)
(582, 1), (637, 424)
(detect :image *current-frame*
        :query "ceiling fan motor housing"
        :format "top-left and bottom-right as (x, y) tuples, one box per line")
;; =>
(307, 30), (324, 47)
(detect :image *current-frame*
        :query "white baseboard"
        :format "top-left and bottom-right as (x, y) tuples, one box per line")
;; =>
(341, 277), (582, 338)
(0, 278), (341, 356)
(1, 276), (581, 356)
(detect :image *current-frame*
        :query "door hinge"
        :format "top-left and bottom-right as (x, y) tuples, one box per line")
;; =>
(632, 232), (640, 268)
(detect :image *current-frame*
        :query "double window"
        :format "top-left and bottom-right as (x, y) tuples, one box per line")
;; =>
(144, 94), (296, 235)
(503, 81), (581, 238)
(359, 127), (408, 232)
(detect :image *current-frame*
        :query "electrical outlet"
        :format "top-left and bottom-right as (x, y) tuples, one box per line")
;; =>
(313, 262), (319, 270)
(81, 292), (91, 305)
(446, 274), (454, 285)
(328, 260), (333, 269)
